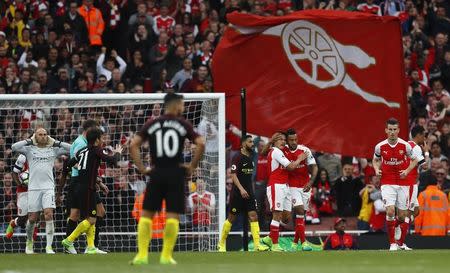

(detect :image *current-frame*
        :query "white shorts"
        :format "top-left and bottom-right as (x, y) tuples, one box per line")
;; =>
(381, 185), (411, 211)
(290, 187), (311, 210)
(409, 184), (419, 211)
(267, 184), (292, 212)
(28, 189), (55, 213)
(17, 192), (28, 216)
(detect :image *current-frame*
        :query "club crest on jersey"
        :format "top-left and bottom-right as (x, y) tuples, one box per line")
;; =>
(292, 199), (296, 204)
(92, 210), (97, 215)
(276, 202), (281, 208)
(399, 150), (404, 155)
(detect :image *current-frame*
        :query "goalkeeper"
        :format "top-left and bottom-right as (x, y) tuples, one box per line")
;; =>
(11, 128), (71, 254)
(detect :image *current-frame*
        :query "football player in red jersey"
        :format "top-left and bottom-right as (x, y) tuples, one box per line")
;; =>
(285, 128), (318, 251)
(261, 132), (305, 251)
(372, 118), (418, 251)
(394, 125), (427, 250)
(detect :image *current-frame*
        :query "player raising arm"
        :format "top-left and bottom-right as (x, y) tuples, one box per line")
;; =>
(261, 132), (306, 252)
(372, 118), (418, 251)
(11, 128), (71, 254)
(129, 93), (205, 265)
(62, 128), (122, 254)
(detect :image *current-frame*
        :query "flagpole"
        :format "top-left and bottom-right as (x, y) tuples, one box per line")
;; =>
(241, 88), (249, 251)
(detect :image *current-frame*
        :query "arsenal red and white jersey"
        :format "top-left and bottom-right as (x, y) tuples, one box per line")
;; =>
(373, 138), (414, 185)
(405, 141), (425, 186)
(267, 147), (291, 186)
(357, 3), (382, 16)
(284, 145), (316, 188)
(187, 190), (215, 225)
(13, 154), (28, 193)
(153, 15), (175, 35)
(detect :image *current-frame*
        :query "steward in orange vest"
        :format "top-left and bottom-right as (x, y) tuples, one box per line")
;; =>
(415, 182), (449, 236)
(78, 1), (104, 46)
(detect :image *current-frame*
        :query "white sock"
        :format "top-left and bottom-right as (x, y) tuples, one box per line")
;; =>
(26, 221), (34, 242)
(45, 220), (54, 248)
(14, 217), (18, 226)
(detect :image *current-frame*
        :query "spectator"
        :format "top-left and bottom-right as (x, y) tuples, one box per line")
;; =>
(419, 158), (442, 193)
(430, 140), (448, 161)
(59, 1), (89, 46)
(129, 2), (154, 30)
(17, 50), (38, 69)
(254, 139), (269, 229)
(357, 0), (382, 16)
(187, 179), (216, 229)
(93, 74), (109, 93)
(180, 65), (209, 92)
(128, 23), (153, 59)
(324, 218), (358, 250)
(415, 179), (449, 236)
(0, 173), (16, 231)
(435, 167), (450, 194)
(357, 175), (380, 230)
(112, 176), (135, 232)
(317, 153), (342, 182)
(124, 50), (150, 87)
(152, 4), (175, 36)
(149, 32), (170, 87)
(332, 163), (364, 217)
(171, 58), (193, 91)
(78, 0), (105, 47)
(97, 47), (127, 82)
(166, 45), (186, 79)
(71, 75), (90, 94)
(312, 168), (334, 217)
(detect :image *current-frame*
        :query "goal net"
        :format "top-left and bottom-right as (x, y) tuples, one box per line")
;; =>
(0, 93), (226, 253)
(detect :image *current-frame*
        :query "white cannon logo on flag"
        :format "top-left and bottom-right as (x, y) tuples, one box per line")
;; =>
(234, 20), (400, 108)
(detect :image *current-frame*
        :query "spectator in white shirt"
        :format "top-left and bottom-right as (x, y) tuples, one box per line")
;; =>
(96, 47), (127, 82)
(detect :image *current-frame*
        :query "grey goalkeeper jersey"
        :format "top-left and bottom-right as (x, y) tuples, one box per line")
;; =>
(12, 140), (71, 191)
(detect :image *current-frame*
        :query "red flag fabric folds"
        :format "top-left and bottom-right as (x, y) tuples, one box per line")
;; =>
(212, 10), (408, 158)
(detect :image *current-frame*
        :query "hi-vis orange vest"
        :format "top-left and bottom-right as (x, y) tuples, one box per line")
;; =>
(78, 5), (104, 46)
(132, 192), (166, 239)
(415, 185), (449, 236)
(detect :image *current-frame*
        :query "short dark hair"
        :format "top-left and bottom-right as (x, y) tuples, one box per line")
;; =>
(86, 128), (103, 145)
(431, 141), (440, 148)
(411, 125), (425, 138)
(241, 135), (252, 143)
(386, 118), (399, 126)
(286, 128), (296, 136)
(164, 92), (183, 106)
(82, 119), (98, 131)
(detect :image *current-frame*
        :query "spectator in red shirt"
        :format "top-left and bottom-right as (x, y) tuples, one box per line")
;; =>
(187, 179), (216, 229)
(324, 218), (358, 250)
(255, 139), (269, 229)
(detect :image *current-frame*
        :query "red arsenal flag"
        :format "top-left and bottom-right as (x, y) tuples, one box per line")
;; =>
(212, 10), (408, 158)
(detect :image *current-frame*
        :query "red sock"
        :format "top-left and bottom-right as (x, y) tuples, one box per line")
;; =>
(294, 216), (305, 244)
(270, 220), (280, 244)
(386, 219), (396, 244)
(398, 221), (409, 246)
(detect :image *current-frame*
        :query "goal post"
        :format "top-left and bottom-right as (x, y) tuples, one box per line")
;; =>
(0, 93), (226, 253)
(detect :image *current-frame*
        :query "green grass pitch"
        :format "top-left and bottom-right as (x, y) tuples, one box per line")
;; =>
(1, 250), (449, 273)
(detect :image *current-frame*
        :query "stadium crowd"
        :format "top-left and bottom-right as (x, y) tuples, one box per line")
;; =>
(0, 0), (450, 238)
